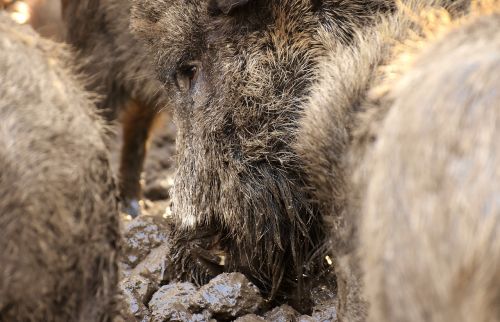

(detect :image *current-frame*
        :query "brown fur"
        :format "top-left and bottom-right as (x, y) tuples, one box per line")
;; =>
(0, 13), (120, 321)
(296, 7), (422, 320)
(213, 0), (252, 14)
(131, 0), (392, 308)
(61, 0), (169, 217)
(298, 0), (500, 321)
(359, 8), (500, 322)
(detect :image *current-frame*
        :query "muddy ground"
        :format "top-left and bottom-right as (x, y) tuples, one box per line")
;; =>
(114, 117), (338, 322)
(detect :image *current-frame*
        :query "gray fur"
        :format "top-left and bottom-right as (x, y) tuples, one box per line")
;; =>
(298, 1), (500, 321)
(62, 0), (170, 215)
(0, 13), (120, 321)
(360, 11), (500, 322)
(131, 0), (392, 307)
(132, 0), (498, 319)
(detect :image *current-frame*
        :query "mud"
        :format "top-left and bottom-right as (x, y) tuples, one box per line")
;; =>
(190, 273), (263, 320)
(120, 271), (264, 322)
(263, 305), (300, 321)
(121, 275), (157, 321)
(120, 265), (336, 321)
(148, 282), (200, 322)
(122, 215), (169, 266)
(235, 315), (266, 322)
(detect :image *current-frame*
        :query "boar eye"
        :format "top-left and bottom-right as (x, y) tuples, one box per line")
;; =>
(175, 62), (200, 93)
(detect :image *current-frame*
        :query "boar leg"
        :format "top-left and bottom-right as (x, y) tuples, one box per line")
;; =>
(119, 99), (160, 217)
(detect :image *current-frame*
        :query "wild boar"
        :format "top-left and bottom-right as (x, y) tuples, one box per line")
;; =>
(130, 0), (392, 308)
(359, 6), (500, 322)
(62, 0), (170, 217)
(0, 13), (120, 321)
(297, 0), (499, 321)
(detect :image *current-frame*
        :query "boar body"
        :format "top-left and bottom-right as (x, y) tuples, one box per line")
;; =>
(62, 0), (169, 216)
(299, 0), (500, 321)
(0, 13), (120, 321)
(360, 11), (500, 322)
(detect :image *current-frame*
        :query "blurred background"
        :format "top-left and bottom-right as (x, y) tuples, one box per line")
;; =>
(3, 0), (63, 40)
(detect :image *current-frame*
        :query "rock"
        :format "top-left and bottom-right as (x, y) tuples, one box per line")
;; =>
(148, 282), (198, 322)
(159, 307), (212, 322)
(142, 199), (172, 218)
(190, 273), (263, 319)
(235, 314), (266, 322)
(120, 275), (154, 321)
(130, 242), (171, 286)
(264, 304), (299, 322)
(309, 267), (336, 308)
(310, 302), (337, 322)
(297, 315), (316, 322)
(122, 274), (157, 304)
(122, 215), (171, 268)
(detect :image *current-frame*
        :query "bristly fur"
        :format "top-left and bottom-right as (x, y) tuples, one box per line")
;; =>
(359, 3), (500, 322)
(62, 0), (170, 215)
(0, 13), (120, 321)
(297, 0), (499, 321)
(131, 0), (392, 308)
(62, 0), (167, 115)
(295, 5), (425, 320)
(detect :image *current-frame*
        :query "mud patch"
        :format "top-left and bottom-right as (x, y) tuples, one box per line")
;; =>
(190, 273), (263, 320)
(264, 305), (300, 321)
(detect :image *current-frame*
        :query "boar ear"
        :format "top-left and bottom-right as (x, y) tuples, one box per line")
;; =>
(214, 0), (252, 14)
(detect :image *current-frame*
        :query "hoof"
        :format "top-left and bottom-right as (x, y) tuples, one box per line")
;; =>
(122, 199), (141, 218)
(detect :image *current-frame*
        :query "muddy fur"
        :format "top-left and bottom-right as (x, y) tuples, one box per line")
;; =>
(0, 13), (120, 321)
(130, 0), (392, 307)
(359, 8), (500, 322)
(62, 0), (169, 216)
